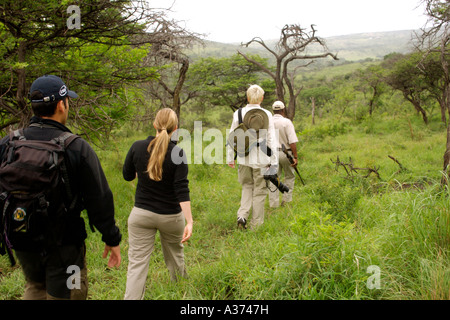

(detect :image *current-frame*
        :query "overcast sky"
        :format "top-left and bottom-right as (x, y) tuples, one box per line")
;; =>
(149, 0), (428, 43)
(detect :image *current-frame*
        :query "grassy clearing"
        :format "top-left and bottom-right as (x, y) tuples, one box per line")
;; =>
(1, 112), (449, 300)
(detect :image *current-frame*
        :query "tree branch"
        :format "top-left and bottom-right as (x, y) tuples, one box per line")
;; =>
(237, 51), (277, 80)
(241, 37), (278, 57)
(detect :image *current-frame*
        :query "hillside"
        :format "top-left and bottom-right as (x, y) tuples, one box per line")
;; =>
(189, 29), (420, 63)
(324, 30), (419, 61)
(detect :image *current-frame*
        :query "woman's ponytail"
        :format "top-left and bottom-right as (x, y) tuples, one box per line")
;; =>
(147, 108), (178, 181)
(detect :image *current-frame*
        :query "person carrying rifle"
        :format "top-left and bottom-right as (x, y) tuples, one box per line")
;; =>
(269, 101), (299, 208)
(227, 85), (278, 230)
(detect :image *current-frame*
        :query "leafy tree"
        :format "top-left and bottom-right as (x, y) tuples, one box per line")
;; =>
(187, 54), (276, 113)
(57, 42), (158, 138)
(299, 86), (334, 122)
(356, 65), (388, 117)
(416, 0), (450, 176)
(417, 50), (450, 123)
(0, 0), (185, 138)
(300, 86), (334, 106)
(332, 85), (358, 121)
(382, 53), (431, 124)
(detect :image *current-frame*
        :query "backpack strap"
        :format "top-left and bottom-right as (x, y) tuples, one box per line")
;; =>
(238, 108), (243, 125)
(52, 132), (79, 149)
(29, 123), (57, 129)
(10, 129), (26, 141)
(54, 132), (80, 211)
(5, 129), (25, 164)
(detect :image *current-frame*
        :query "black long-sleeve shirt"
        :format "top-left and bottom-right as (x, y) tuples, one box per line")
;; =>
(123, 136), (190, 214)
(0, 117), (122, 247)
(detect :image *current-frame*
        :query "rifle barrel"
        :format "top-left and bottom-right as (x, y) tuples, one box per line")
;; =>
(281, 144), (305, 185)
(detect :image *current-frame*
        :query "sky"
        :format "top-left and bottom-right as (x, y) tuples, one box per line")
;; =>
(149, 0), (429, 43)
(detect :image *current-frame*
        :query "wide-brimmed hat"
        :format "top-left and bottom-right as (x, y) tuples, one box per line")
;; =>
(227, 108), (269, 157)
(243, 108), (269, 132)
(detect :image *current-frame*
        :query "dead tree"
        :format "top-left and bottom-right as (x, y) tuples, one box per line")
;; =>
(331, 156), (381, 181)
(143, 19), (202, 121)
(388, 155), (408, 174)
(238, 24), (338, 120)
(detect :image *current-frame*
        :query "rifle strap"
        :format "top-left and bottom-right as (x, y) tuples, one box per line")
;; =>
(233, 108), (243, 160)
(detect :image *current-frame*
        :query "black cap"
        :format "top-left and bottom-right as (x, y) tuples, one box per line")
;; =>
(30, 75), (78, 103)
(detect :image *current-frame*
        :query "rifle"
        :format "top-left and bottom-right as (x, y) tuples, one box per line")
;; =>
(281, 144), (305, 186)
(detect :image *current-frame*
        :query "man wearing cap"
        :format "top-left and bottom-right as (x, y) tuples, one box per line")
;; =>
(0, 75), (122, 299)
(269, 101), (298, 208)
(227, 85), (278, 230)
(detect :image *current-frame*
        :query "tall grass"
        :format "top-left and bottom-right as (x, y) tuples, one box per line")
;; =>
(0, 113), (449, 300)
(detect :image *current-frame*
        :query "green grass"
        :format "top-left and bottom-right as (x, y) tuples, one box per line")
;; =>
(1, 112), (449, 300)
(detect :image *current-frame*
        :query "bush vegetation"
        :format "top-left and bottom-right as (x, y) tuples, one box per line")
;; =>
(1, 104), (449, 300)
(1, 29), (449, 299)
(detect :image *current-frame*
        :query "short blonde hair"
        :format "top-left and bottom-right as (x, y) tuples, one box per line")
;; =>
(247, 85), (265, 104)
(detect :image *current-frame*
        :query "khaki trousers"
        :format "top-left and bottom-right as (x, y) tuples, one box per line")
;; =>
(124, 207), (187, 300)
(269, 152), (295, 207)
(237, 165), (268, 229)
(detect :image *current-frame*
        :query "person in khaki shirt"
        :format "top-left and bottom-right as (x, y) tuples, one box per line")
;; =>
(269, 101), (299, 207)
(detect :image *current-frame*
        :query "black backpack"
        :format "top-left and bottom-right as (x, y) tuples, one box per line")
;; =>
(0, 127), (79, 266)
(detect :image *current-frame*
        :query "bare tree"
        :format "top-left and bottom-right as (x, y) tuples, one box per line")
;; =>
(143, 19), (203, 121)
(238, 24), (338, 120)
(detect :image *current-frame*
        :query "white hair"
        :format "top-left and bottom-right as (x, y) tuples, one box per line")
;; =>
(246, 85), (265, 104)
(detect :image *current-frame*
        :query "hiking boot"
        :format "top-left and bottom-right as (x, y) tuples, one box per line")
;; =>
(237, 217), (247, 229)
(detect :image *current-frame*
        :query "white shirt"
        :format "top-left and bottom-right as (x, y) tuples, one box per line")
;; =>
(272, 114), (298, 149)
(226, 104), (278, 169)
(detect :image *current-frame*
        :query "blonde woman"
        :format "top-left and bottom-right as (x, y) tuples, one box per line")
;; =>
(123, 108), (193, 300)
